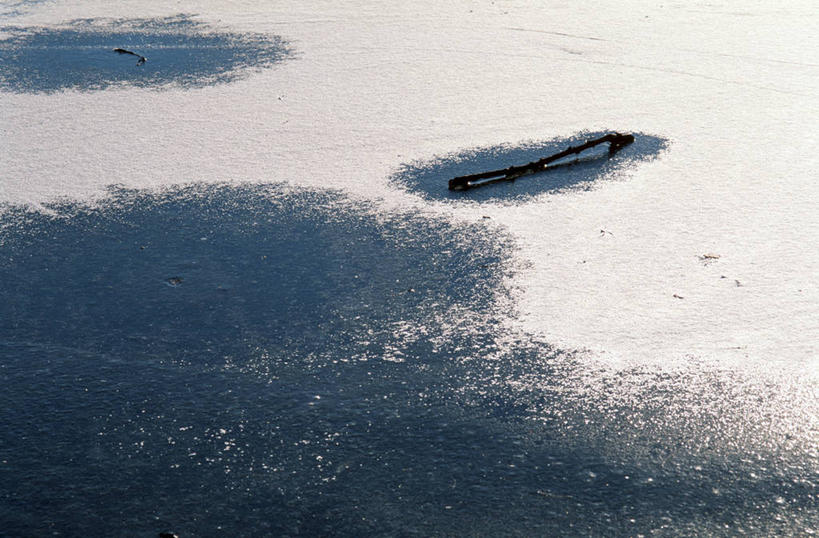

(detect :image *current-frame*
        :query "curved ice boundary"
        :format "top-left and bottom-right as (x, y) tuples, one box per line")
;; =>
(0, 15), (295, 93)
(0, 184), (814, 536)
(394, 131), (669, 203)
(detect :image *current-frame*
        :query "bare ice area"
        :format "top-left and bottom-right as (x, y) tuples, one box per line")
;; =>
(0, 0), (817, 535)
(0, 15), (294, 93)
(0, 184), (815, 535)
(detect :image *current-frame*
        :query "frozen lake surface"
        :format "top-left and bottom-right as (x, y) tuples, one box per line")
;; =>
(0, 14), (293, 93)
(1, 1), (817, 536)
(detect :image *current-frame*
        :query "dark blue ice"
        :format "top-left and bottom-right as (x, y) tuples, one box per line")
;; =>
(0, 15), (294, 93)
(0, 184), (813, 536)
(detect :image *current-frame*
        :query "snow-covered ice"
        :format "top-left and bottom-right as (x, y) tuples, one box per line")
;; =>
(3, 1), (816, 371)
(1, 1), (817, 535)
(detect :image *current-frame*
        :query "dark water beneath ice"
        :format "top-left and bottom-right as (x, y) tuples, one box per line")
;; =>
(0, 15), (293, 93)
(0, 184), (816, 536)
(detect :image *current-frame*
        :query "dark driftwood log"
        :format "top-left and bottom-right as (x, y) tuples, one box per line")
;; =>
(113, 48), (147, 65)
(448, 132), (635, 191)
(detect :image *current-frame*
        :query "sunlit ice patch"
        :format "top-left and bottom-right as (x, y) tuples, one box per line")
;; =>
(0, 183), (815, 536)
(0, 14), (295, 93)
(393, 131), (669, 204)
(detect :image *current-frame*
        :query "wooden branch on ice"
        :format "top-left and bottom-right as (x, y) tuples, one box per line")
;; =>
(113, 48), (147, 66)
(448, 132), (635, 191)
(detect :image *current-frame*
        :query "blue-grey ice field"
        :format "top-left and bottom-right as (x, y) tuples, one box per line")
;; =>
(1, 2), (817, 536)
